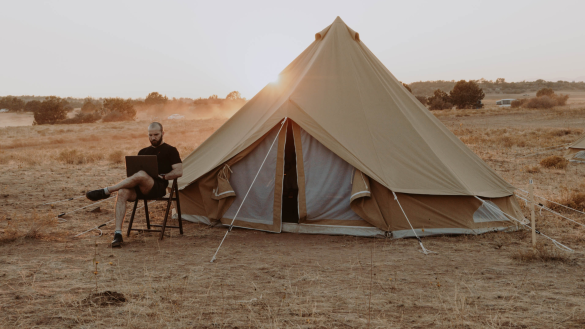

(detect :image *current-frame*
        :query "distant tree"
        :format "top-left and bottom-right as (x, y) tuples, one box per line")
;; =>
(102, 98), (136, 121)
(0, 96), (25, 112)
(402, 83), (412, 94)
(33, 96), (69, 124)
(24, 100), (42, 113)
(145, 92), (168, 106)
(536, 88), (555, 97)
(208, 94), (219, 100)
(449, 80), (485, 109)
(495, 78), (506, 84)
(415, 95), (427, 105)
(226, 91), (243, 100)
(81, 97), (100, 113)
(426, 89), (452, 111)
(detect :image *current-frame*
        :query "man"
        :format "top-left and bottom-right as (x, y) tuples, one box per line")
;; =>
(86, 122), (182, 247)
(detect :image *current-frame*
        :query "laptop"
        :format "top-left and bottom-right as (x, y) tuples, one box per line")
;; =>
(125, 155), (158, 178)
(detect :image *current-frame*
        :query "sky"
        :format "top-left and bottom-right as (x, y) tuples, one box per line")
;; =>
(1, 0), (584, 99)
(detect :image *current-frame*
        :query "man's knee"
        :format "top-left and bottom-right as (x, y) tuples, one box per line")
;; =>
(133, 170), (151, 182)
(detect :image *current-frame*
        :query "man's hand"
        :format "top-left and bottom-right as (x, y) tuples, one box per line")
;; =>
(162, 163), (183, 180)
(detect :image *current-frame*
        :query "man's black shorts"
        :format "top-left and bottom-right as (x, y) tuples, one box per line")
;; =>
(135, 177), (168, 199)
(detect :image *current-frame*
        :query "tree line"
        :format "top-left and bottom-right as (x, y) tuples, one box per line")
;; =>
(409, 79), (585, 97)
(0, 91), (246, 125)
(403, 80), (485, 110)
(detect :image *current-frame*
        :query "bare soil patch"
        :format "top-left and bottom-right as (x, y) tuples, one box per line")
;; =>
(1, 110), (585, 328)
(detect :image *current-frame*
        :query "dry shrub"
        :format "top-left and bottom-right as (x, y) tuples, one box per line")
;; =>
(548, 191), (585, 212)
(523, 165), (540, 173)
(497, 136), (514, 148)
(540, 155), (568, 169)
(428, 98), (453, 111)
(548, 128), (575, 137)
(59, 112), (101, 124)
(553, 93), (569, 106)
(512, 243), (571, 263)
(108, 150), (124, 164)
(57, 149), (103, 165)
(511, 99), (527, 108)
(525, 96), (557, 109)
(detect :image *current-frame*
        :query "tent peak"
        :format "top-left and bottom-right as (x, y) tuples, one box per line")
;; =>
(315, 17), (359, 42)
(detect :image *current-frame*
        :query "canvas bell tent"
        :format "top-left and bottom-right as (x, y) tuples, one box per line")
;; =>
(566, 135), (585, 163)
(176, 17), (524, 237)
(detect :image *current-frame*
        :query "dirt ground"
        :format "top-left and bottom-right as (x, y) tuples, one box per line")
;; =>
(1, 100), (585, 328)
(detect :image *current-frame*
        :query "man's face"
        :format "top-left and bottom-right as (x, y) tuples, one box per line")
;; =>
(148, 127), (164, 146)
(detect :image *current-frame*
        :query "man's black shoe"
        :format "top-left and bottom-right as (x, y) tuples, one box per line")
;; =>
(111, 233), (123, 248)
(86, 189), (108, 201)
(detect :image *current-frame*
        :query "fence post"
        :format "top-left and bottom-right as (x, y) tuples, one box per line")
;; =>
(529, 178), (536, 248)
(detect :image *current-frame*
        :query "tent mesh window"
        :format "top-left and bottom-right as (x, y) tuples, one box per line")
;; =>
(473, 201), (508, 223)
(574, 151), (585, 160)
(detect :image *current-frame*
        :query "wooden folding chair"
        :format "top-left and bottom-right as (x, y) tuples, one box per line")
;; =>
(126, 178), (183, 240)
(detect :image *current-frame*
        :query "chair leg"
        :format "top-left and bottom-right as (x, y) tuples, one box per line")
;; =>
(159, 186), (174, 240)
(127, 199), (139, 237)
(174, 181), (183, 235)
(144, 199), (151, 229)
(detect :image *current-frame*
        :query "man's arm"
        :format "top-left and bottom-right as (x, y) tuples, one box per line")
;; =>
(161, 163), (183, 180)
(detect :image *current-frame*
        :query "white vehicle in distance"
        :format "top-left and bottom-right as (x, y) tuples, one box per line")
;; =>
(167, 114), (185, 120)
(0, 109), (9, 113)
(496, 99), (517, 107)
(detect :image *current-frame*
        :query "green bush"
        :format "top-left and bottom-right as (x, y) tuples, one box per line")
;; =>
(536, 88), (554, 97)
(449, 80), (485, 109)
(102, 98), (136, 121)
(33, 96), (69, 125)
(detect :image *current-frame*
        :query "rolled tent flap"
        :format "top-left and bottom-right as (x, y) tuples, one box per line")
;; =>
(350, 170), (389, 230)
(211, 165), (236, 200)
(350, 169), (371, 202)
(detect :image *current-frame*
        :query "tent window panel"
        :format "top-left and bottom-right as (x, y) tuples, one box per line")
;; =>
(473, 200), (509, 223)
(224, 127), (280, 225)
(301, 128), (363, 221)
(575, 151), (585, 160)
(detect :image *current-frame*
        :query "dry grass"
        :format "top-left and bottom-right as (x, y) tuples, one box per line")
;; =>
(0, 211), (57, 245)
(1, 109), (585, 327)
(57, 149), (104, 165)
(548, 190), (585, 212)
(511, 242), (573, 263)
(540, 155), (568, 169)
(523, 165), (540, 173)
(108, 150), (125, 164)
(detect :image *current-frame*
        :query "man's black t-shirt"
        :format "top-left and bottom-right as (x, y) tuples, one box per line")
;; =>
(138, 143), (182, 187)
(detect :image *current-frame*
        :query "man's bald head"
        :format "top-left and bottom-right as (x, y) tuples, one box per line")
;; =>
(148, 122), (163, 132)
(148, 122), (164, 147)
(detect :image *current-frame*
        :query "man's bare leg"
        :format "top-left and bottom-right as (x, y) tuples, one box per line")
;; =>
(114, 188), (137, 232)
(86, 170), (155, 202)
(107, 170), (155, 195)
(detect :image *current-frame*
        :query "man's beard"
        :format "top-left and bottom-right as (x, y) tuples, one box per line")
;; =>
(150, 138), (163, 147)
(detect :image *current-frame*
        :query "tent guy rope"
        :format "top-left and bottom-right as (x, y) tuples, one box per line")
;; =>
(39, 195), (86, 206)
(516, 188), (585, 217)
(474, 196), (573, 252)
(73, 200), (156, 237)
(210, 117), (288, 263)
(55, 195), (115, 222)
(392, 191), (435, 255)
(514, 193), (585, 229)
